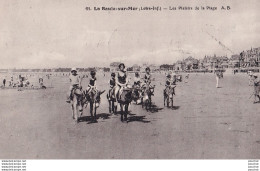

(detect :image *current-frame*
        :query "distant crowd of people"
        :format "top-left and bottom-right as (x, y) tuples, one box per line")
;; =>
(1, 74), (48, 89)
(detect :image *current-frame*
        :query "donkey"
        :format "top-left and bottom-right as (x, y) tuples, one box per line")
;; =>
(70, 86), (85, 123)
(132, 85), (142, 105)
(107, 87), (116, 114)
(117, 87), (133, 121)
(164, 85), (176, 108)
(85, 89), (105, 122)
(142, 84), (155, 111)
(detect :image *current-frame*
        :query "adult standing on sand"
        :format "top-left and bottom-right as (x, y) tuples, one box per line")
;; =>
(252, 73), (260, 103)
(3, 77), (6, 87)
(215, 67), (223, 88)
(248, 71), (254, 86)
(39, 76), (44, 88)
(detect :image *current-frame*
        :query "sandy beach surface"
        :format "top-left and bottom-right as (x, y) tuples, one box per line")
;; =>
(0, 72), (259, 159)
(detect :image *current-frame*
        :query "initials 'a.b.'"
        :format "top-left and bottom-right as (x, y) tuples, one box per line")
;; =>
(221, 6), (231, 10)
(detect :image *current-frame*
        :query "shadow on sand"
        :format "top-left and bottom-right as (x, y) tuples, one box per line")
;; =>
(127, 113), (151, 123)
(146, 104), (164, 113)
(111, 110), (150, 123)
(168, 106), (180, 110)
(78, 113), (111, 124)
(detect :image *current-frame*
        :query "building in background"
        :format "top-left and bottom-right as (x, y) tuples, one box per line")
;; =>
(159, 64), (175, 71)
(110, 62), (121, 72)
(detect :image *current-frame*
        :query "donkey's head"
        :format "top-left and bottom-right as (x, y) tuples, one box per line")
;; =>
(119, 89), (132, 104)
(94, 90), (105, 103)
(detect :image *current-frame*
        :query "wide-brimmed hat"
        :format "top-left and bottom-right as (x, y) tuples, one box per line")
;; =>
(71, 67), (77, 73)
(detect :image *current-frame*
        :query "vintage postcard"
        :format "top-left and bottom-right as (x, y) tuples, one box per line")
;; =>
(0, 0), (259, 161)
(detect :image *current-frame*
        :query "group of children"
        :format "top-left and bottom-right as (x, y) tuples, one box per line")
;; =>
(66, 68), (97, 102)
(67, 63), (172, 103)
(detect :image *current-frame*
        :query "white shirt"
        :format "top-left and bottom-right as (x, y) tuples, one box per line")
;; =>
(69, 74), (81, 85)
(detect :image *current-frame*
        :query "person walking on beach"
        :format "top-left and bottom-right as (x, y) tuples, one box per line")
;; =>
(3, 78), (6, 87)
(252, 73), (260, 103)
(10, 76), (14, 87)
(215, 68), (223, 88)
(248, 71), (254, 86)
(185, 73), (189, 83)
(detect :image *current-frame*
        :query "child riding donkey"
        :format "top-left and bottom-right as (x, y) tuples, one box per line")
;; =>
(86, 70), (98, 95)
(113, 63), (133, 113)
(133, 72), (141, 88)
(132, 72), (142, 104)
(107, 72), (117, 112)
(141, 67), (155, 109)
(108, 72), (116, 98)
(142, 67), (155, 94)
(66, 67), (83, 103)
(114, 63), (129, 100)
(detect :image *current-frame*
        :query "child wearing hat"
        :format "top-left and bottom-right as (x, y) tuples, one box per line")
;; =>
(66, 67), (82, 103)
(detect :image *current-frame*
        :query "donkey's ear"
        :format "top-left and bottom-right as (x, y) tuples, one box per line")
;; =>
(100, 90), (105, 95)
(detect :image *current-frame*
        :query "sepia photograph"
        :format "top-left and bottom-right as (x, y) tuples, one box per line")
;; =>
(0, 0), (260, 161)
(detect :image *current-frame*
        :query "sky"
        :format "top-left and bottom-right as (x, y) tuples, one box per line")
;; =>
(0, 0), (259, 68)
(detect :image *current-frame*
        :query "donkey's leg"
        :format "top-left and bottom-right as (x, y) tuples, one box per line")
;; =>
(164, 95), (166, 106)
(120, 104), (123, 121)
(171, 94), (174, 108)
(124, 104), (128, 121)
(114, 100), (118, 114)
(90, 102), (94, 121)
(112, 101), (115, 113)
(108, 100), (111, 113)
(145, 99), (149, 111)
(71, 104), (75, 119)
(73, 100), (78, 122)
(149, 96), (152, 109)
(79, 103), (83, 118)
(79, 96), (84, 117)
(94, 102), (97, 121)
